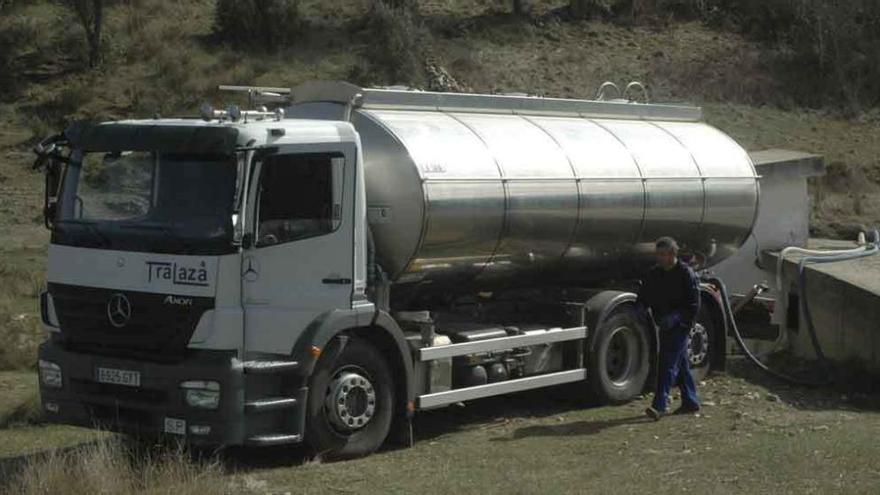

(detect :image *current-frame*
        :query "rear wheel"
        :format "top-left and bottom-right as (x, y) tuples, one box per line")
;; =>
(687, 304), (716, 383)
(587, 306), (652, 404)
(305, 338), (394, 460)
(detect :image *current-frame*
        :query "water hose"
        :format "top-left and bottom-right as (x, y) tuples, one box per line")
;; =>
(710, 229), (880, 386)
(707, 275), (832, 387)
(772, 233), (871, 348)
(796, 230), (880, 364)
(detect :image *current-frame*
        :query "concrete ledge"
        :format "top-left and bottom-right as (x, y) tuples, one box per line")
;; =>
(749, 149), (825, 180)
(768, 240), (880, 374)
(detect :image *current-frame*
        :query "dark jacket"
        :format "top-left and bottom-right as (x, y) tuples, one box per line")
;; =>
(636, 259), (701, 331)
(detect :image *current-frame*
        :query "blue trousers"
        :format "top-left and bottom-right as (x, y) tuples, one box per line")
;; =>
(652, 326), (700, 412)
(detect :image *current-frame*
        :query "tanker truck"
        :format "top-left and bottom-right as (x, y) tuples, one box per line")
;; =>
(32, 81), (759, 459)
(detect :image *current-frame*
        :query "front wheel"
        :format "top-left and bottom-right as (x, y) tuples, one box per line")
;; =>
(305, 338), (395, 460)
(587, 306), (652, 404)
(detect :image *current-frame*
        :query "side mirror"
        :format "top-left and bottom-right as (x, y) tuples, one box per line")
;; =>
(44, 202), (58, 229)
(43, 161), (64, 229)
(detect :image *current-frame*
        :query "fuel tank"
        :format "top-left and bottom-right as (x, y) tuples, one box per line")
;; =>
(289, 82), (759, 290)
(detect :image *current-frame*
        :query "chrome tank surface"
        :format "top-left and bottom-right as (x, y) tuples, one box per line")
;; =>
(289, 83), (759, 291)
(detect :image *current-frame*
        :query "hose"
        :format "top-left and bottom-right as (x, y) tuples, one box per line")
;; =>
(772, 235), (870, 348)
(709, 229), (880, 387)
(707, 275), (832, 387)
(796, 230), (880, 364)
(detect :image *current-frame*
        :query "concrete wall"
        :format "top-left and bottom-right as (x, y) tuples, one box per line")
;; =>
(777, 252), (880, 374)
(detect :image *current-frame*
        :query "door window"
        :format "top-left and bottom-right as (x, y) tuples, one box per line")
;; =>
(255, 153), (343, 247)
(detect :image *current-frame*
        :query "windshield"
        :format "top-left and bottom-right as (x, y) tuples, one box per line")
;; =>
(54, 150), (240, 255)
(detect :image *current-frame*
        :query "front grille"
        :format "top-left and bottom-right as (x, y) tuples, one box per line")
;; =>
(71, 379), (168, 405)
(49, 283), (214, 362)
(87, 404), (153, 430)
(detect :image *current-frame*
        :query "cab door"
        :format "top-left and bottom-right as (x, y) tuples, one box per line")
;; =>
(242, 144), (356, 355)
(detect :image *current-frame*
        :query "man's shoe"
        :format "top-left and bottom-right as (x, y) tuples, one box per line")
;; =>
(645, 406), (662, 421)
(672, 403), (701, 415)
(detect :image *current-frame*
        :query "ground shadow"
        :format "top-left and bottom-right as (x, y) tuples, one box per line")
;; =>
(413, 383), (595, 442)
(491, 414), (650, 443)
(221, 384), (597, 472)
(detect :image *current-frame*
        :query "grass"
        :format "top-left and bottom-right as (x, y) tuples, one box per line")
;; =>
(0, 375), (229, 494)
(0, 371), (104, 464)
(0, 249), (45, 371)
(234, 360), (880, 494)
(3, 361), (880, 493)
(5, 437), (232, 495)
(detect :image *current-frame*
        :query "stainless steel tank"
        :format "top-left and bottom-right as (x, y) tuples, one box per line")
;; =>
(290, 82), (759, 289)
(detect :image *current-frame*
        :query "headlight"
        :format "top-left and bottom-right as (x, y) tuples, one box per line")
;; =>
(180, 380), (220, 409)
(39, 359), (63, 388)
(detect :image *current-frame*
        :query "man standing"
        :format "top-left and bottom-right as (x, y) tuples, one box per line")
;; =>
(638, 237), (701, 420)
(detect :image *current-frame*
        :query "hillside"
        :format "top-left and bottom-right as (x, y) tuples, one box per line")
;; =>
(1, 0), (879, 249)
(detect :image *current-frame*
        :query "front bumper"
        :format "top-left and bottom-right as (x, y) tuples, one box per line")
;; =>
(39, 342), (253, 445)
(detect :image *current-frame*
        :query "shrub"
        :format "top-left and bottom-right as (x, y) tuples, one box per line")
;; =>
(213, 0), (301, 50)
(571, 0), (880, 111)
(0, 14), (42, 96)
(350, 1), (427, 87)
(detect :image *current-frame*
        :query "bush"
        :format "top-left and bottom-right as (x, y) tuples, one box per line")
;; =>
(213, 0), (301, 50)
(575, 0), (880, 111)
(350, 1), (427, 87)
(0, 14), (42, 96)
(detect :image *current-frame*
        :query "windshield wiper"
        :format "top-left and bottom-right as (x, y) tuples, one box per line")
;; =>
(118, 222), (194, 253)
(55, 219), (113, 248)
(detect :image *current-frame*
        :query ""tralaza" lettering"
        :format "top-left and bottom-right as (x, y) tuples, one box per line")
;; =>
(146, 261), (209, 287)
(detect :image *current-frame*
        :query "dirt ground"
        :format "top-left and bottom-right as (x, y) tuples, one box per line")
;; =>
(2, 357), (880, 494)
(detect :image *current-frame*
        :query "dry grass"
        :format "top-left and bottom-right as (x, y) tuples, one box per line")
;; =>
(0, 390), (42, 429)
(5, 438), (234, 495)
(0, 256), (44, 372)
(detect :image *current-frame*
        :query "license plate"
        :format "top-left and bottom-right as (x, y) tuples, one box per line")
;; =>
(164, 417), (186, 436)
(95, 367), (141, 387)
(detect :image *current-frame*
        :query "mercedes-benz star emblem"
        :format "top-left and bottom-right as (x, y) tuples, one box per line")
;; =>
(242, 256), (260, 282)
(107, 293), (132, 328)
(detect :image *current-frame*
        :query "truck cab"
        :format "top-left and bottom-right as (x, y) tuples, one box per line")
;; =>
(37, 114), (377, 450)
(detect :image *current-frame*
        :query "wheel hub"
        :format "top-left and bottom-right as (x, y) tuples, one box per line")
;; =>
(606, 326), (637, 385)
(325, 371), (376, 432)
(688, 323), (710, 367)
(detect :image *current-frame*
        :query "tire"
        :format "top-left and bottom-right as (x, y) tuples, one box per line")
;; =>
(687, 304), (716, 383)
(305, 338), (395, 460)
(587, 306), (652, 404)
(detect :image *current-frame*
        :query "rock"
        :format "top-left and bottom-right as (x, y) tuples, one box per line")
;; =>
(766, 393), (782, 403)
(425, 61), (472, 93)
(812, 425), (830, 432)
